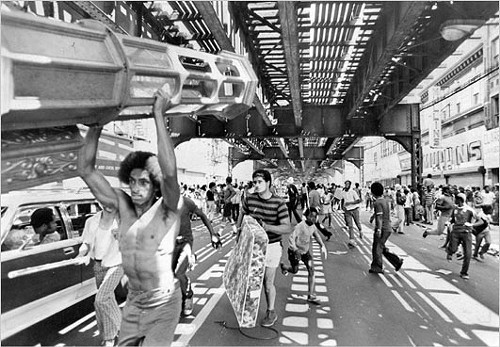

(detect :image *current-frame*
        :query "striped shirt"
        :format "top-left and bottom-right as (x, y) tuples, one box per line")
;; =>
(424, 191), (435, 206)
(242, 192), (289, 243)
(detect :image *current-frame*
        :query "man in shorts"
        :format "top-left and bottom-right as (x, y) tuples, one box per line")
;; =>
(236, 169), (291, 327)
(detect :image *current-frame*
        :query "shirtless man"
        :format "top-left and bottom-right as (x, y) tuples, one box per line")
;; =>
(78, 85), (182, 346)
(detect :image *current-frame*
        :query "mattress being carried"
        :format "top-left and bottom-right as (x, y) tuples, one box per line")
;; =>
(223, 215), (268, 328)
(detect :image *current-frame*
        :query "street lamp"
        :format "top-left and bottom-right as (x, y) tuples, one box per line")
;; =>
(439, 19), (485, 41)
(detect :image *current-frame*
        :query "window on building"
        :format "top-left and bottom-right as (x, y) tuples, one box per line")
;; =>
(492, 95), (499, 116)
(492, 37), (499, 67)
(456, 102), (461, 115)
(473, 92), (480, 105)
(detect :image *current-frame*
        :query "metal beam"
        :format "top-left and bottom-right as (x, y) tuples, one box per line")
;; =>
(344, 2), (427, 119)
(69, 1), (128, 34)
(277, 2), (305, 171)
(375, 2), (499, 120)
(194, 1), (271, 127)
(277, 2), (302, 128)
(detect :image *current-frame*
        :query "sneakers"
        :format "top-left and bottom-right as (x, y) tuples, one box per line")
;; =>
(280, 263), (289, 276)
(261, 310), (278, 327)
(456, 253), (464, 260)
(368, 269), (384, 274)
(395, 259), (404, 272)
(422, 230), (428, 238)
(460, 273), (470, 280)
(307, 295), (321, 305)
(183, 297), (193, 316)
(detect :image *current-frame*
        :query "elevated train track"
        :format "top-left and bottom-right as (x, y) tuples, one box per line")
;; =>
(1, 1), (498, 191)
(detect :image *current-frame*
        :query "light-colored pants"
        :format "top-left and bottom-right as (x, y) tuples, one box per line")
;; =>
(344, 208), (362, 239)
(392, 205), (405, 233)
(425, 204), (434, 224)
(118, 286), (181, 346)
(207, 201), (216, 221)
(94, 261), (124, 341)
(427, 213), (451, 236)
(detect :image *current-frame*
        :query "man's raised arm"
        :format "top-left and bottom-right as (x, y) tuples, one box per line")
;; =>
(153, 84), (180, 211)
(78, 126), (119, 210)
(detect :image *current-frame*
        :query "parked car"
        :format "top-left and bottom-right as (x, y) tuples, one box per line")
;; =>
(1, 189), (120, 340)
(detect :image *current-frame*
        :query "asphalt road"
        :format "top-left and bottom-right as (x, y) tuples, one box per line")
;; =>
(4, 210), (499, 346)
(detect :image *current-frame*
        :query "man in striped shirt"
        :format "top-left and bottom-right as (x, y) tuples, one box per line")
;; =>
(237, 169), (291, 327)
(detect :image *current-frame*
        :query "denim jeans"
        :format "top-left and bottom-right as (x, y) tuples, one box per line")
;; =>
(370, 228), (402, 272)
(118, 286), (181, 346)
(447, 231), (472, 276)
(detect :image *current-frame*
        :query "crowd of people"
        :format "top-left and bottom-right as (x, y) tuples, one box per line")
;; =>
(65, 88), (498, 346)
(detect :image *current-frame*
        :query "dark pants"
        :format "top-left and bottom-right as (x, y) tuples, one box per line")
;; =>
(370, 228), (402, 272)
(404, 207), (412, 225)
(473, 230), (491, 257)
(232, 203), (240, 222)
(173, 238), (194, 301)
(287, 201), (301, 223)
(301, 194), (308, 209)
(315, 222), (332, 239)
(283, 248), (313, 274)
(447, 231), (472, 276)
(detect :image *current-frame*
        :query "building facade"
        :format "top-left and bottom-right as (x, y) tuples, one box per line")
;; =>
(363, 20), (499, 189)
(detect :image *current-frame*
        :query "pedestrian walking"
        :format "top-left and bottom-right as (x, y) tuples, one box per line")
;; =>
(369, 182), (403, 274)
(391, 184), (406, 234)
(236, 169), (291, 327)
(174, 196), (221, 317)
(341, 180), (363, 247)
(446, 193), (477, 280)
(287, 183), (302, 223)
(206, 182), (217, 222)
(472, 206), (493, 262)
(404, 188), (413, 226)
(280, 207), (327, 304)
(78, 208), (123, 347)
(308, 182), (332, 240)
(321, 189), (334, 227)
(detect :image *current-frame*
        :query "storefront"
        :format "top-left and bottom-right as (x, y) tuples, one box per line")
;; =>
(422, 126), (488, 188)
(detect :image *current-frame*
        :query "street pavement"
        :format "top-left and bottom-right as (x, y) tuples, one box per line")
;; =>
(5, 210), (499, 346)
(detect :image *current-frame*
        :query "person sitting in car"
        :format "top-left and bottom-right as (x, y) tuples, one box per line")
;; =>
(31, 208), (61, 245)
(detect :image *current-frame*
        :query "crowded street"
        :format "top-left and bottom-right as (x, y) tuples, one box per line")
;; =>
(4, 209), (498, 346)
(1, 1), (499, 346)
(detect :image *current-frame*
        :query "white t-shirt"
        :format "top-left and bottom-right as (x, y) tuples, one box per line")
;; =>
(481, 191), (495, 205)
(342, 189), (360, 210)
(289, 221), (317, 254)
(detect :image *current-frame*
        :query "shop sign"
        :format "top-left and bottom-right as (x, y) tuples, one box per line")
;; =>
(423, 127), (484, 172)
(429, 109), (443, 148)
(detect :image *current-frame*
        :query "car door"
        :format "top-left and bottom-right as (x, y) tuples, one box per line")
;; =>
(60, 200), (101, 287)
(1, 203), (83, 339)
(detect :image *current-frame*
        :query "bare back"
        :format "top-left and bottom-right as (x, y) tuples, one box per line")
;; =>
(118, 196), (180, 292)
